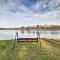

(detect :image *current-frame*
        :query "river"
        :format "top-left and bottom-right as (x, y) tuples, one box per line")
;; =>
(0, 30), (60, 40)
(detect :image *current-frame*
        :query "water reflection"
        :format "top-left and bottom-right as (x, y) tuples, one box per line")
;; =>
(0, 30), (60, 40)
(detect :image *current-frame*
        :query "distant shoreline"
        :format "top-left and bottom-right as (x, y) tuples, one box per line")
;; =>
(0, 28), (60, 31)
(0, 25), (60, 31)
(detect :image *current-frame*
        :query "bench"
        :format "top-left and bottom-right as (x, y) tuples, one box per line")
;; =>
(17, 38), (38, 42)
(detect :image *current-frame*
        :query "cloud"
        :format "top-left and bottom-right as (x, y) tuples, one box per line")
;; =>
(0, 0), (60, 28)
(0, 0), (60, 14)
(30, 0), (60, 13)
(0, 9), (60, 28)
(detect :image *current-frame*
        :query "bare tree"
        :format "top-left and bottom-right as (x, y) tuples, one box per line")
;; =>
(21, 26), (25, 34)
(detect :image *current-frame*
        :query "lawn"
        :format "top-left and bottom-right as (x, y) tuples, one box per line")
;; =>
(0, 38), (60, 60)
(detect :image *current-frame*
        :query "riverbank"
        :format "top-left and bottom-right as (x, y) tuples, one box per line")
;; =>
(0, 38), (60, 60)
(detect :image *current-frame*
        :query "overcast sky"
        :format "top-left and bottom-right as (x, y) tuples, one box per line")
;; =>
(0, 0), (60, 28)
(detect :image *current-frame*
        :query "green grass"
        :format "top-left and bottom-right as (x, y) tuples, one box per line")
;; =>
(0, 39), (60, 60)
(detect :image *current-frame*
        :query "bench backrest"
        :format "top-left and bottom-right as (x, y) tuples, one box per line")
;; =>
(17, 38), (38, 42)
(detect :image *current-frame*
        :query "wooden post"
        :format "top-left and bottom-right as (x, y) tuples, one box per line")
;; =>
(37, 31), (40, 44)
(13, 32), (18, 50)
(37, 31), (42, 60)
(16, 32), (18, 42)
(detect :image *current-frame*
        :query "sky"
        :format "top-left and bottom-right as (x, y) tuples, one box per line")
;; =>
(0, 0), (60, 28)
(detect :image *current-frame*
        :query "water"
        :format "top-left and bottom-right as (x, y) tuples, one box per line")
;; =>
(0, 30), (60, 40)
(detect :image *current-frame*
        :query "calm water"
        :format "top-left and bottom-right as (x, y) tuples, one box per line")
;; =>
(0, 30), (60, 40)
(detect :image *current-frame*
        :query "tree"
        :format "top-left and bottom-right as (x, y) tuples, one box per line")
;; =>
(21, 26), (25, 34)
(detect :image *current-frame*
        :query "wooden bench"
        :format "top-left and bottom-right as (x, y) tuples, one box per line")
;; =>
(17, 38), (38, 42)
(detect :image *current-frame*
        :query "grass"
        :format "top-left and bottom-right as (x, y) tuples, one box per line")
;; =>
(0, 38), (60, 60)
